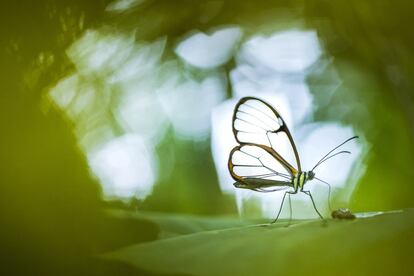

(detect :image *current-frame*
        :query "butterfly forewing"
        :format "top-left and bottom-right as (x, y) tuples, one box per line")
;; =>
(232, 97), (301, 174)
(233, 98), (282, 136)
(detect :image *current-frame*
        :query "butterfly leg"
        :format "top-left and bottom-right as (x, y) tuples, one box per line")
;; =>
(302, 190), (324, 220)
(271, 190), (296, 224)
(287, 193), (293, 227)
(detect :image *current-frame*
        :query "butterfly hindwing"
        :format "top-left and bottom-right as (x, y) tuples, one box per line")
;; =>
(228, 144), (293, 192)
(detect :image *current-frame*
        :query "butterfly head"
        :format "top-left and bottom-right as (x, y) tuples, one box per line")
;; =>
(307, 171), (315, 180)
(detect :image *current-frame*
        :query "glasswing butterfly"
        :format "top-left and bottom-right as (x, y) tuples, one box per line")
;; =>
(228, 96), (358, 223)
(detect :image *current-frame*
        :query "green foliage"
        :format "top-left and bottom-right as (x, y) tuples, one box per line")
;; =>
(105, 210), (414, 275)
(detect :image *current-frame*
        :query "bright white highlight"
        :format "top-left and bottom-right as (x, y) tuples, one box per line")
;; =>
(52, 33), (170, 200)
(88, 134), (156, 199)
(175, 27), (243, 69)
(158, 73), (226, 140)
(68, 30), (135, 75)
(238, 30), (322, 73)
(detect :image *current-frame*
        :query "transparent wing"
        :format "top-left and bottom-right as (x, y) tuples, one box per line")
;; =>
(232, 96), (301, 174)
(228, 144), (293, 192)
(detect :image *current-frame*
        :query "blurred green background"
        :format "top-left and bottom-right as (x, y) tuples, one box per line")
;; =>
(1, 0), (414, 275)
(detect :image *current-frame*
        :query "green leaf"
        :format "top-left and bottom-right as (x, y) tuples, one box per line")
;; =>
(108, 209), (263, 238)
(104, 209), (414, 276)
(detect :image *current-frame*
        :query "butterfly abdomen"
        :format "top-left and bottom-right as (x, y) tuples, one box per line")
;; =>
(233, 178), (294, 192)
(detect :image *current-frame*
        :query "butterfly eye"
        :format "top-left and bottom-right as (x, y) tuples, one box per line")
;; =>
(308, 171), (315, 180)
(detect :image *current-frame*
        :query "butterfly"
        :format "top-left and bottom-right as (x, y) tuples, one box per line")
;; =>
(227, 96), (358, 222)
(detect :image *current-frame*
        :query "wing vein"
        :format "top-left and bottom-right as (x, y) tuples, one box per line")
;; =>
(243, 103), (282, 126)
(236, 110), (276, 131)
(235, 118), (268, 132)
(238, 149), (291, 179)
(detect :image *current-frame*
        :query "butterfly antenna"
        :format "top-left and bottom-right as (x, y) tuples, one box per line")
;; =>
(314, 177), (332, 211)
(311, 136), (359, 171)
(312, 150), (351, 171)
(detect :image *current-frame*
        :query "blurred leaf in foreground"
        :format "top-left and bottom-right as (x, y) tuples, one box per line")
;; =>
(105, 209), (414, 276)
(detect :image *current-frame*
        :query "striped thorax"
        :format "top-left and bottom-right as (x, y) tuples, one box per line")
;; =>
(292, 171), (315, 191)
